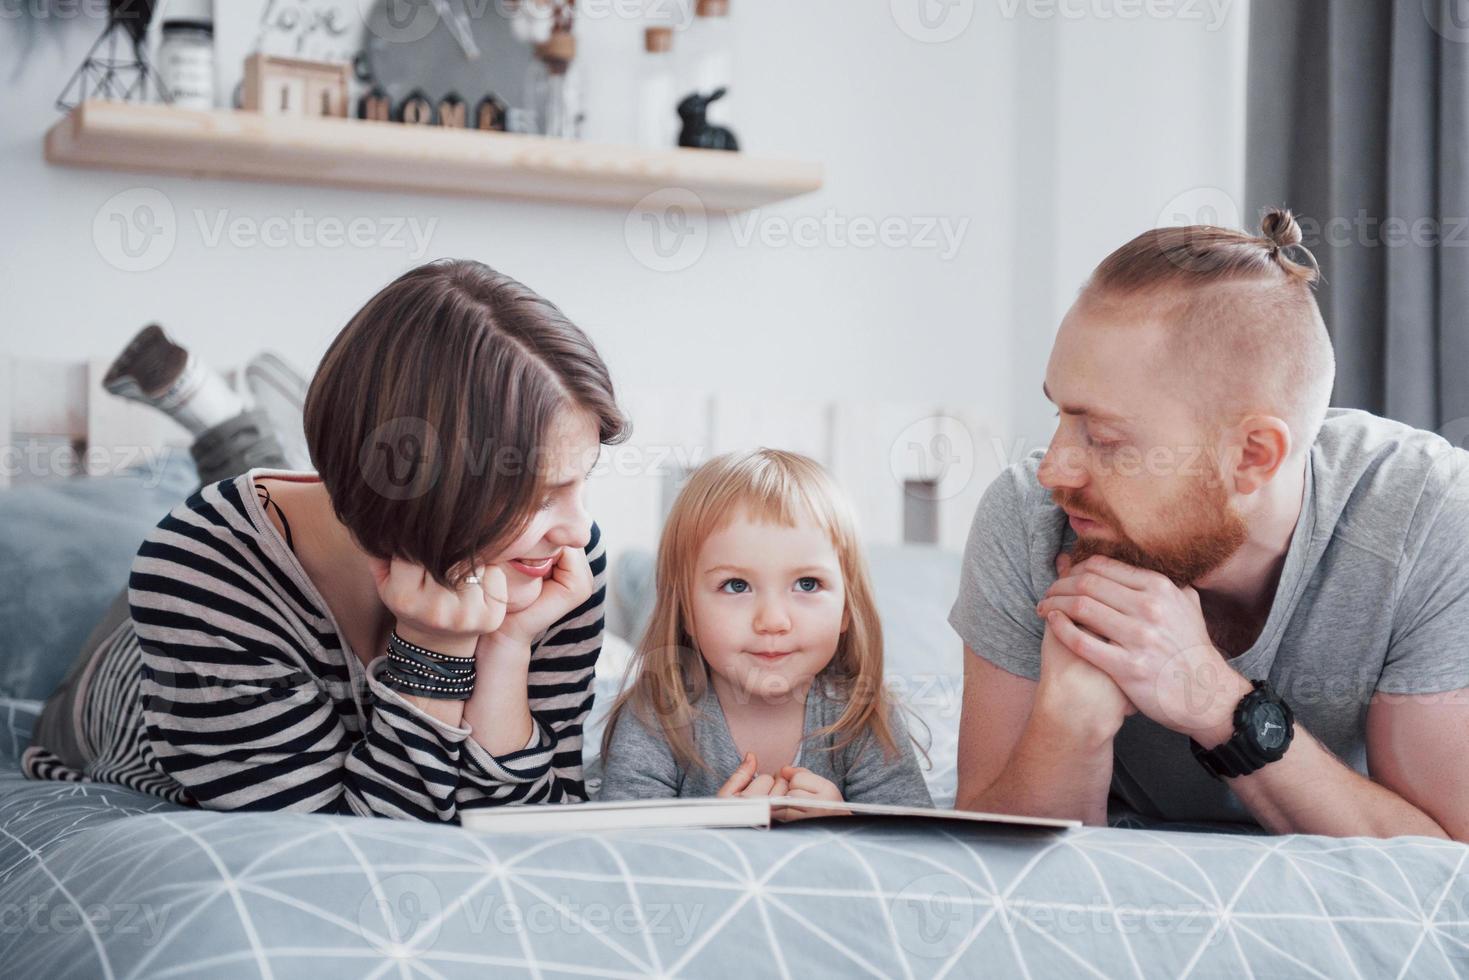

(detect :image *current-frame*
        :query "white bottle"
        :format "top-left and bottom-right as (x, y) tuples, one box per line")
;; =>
(157, 0), (216, 110)
(637, 27), (679, 149)
(679, 0), (734, 128)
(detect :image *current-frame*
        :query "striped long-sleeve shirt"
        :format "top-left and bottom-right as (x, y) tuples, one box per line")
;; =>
(22, 471), (606, 821)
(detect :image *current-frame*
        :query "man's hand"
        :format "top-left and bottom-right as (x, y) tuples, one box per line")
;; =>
(1036, 554), (1251, 743)
(1034, 553), (1136, 741)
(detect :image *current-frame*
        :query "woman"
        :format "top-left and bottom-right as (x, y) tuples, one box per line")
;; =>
(23, 260), (628, 822)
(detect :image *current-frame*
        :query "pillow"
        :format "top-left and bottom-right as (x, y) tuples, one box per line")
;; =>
(865, 544), (964, 807)
(0, 457), (197, 701)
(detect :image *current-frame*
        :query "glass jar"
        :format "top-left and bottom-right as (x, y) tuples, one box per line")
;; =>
(637, 27), (678, 148)
(158, 17), (216, 111)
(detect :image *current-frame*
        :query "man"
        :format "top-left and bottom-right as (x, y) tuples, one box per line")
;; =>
(951, 210), (1469, 839)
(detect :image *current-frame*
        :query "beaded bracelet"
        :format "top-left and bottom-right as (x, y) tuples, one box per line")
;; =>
(379, 676), (475, 700)
(379, 667), (475, 700)
(386, 647), (474, 680)
(379, 631), (477, 701)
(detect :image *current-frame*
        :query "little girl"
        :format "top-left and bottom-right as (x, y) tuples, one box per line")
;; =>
(598, 449), (932, 818)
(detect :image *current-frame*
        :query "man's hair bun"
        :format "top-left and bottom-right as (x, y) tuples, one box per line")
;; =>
(1261, 208), (1304, 249)
(1259, 207), (1318, 282)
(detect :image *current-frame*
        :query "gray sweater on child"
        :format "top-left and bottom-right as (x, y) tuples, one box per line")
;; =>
(597, 684), (933, 807)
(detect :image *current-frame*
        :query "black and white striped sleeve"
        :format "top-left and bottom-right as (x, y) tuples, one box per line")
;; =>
(455, 521), (607, 808)
(130, 484), (520, 821)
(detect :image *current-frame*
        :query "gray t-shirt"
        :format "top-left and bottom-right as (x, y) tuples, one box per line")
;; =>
(949, 408), (1469, 827)
(597, 680), (934, 808)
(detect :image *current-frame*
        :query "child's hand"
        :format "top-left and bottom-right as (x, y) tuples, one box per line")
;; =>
(772, 766), (848, 822)
(716, 753), (792, 800)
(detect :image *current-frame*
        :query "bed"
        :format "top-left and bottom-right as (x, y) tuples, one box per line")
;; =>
(2, 368), (1467, 978)
(6, 689), (1468, 978)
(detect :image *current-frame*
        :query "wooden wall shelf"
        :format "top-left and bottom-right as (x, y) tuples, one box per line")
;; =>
(44, 101), (824, 212)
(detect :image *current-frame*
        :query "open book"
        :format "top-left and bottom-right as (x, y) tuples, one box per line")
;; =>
(460, 797), (1080, 835)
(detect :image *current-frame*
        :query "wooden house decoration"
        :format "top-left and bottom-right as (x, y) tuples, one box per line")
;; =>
(358, 86), (392, 123)
(476, 95), (508, 132)
(436, 93), (469, 129)
(397, 90), (436, 126)
(243, 54), (351, 118)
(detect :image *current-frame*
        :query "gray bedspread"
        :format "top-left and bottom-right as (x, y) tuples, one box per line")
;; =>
(5, 698), (1467, 979)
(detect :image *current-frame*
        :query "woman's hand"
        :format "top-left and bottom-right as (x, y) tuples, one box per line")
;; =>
(494, 546), (596, 647)
(716, 753), (791, 800)
(368, 557), (509, 659)
(773, 766), (847, 821)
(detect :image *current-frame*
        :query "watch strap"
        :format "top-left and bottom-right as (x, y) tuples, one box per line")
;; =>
(1190, 732), (1262, 779)
(1190, 680), (1291, 780)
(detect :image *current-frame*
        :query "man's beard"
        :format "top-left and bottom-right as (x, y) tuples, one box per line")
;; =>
(1053, 477), (1247, 586)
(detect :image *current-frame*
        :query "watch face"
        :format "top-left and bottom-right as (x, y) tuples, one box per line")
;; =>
(1252, 702), (1290, 751)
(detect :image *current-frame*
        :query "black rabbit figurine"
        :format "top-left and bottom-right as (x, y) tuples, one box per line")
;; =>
(677, 88), (740, 151)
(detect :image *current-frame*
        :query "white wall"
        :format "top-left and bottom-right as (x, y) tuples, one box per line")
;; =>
(0, 0), (1248, 507)
(1009, 0), (1252, 451)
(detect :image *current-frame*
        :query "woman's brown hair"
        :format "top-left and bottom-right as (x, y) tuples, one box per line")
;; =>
(303, 260), (628, 587)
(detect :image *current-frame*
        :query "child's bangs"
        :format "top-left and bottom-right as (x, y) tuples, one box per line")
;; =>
(694, 454), (844, 544)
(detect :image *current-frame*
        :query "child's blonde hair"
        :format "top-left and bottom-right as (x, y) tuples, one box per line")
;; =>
(602, 448), (902, 773)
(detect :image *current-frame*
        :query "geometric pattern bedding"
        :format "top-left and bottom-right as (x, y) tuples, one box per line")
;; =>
(5, 699), (1468, 979)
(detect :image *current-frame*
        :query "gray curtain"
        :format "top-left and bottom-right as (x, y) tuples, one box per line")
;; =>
(1247, 0), (1469, 434)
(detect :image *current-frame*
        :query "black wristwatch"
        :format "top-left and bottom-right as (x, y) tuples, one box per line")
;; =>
(1189, 680), (1295, 780)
